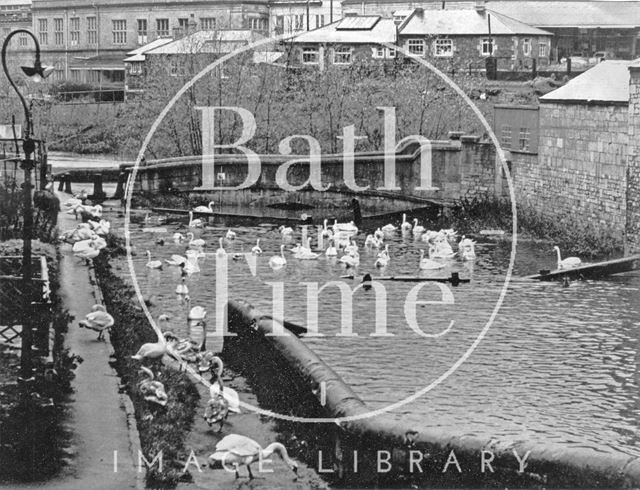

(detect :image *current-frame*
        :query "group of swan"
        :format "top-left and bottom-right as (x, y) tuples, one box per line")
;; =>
(61, 220), (110, 262)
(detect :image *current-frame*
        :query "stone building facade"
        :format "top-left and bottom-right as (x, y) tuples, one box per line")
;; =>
(627, 62), (640, 254)
(30, 0), (269, 87)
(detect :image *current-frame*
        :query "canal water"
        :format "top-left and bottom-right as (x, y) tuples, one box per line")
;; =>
(104, 210), (640, 459)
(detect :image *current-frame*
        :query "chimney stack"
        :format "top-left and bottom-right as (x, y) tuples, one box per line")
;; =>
(475, 0), (486, 12)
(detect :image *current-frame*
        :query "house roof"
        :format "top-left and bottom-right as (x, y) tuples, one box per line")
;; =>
(487, 1), (640, 28)
(540, 60), (635, 104)
(288, 17), (397, 44)
(144, 30), (266, 55)
(124, 38), (174, 62)
(400, 9), (552, 36)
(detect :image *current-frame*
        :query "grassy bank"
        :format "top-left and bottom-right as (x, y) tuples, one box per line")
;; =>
(92, 235), (200, 488)
(0, 240), (79, 483)
(442, 194), (623, 258)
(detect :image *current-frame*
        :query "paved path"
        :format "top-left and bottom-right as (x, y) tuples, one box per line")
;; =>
(13, 197), (140, 490)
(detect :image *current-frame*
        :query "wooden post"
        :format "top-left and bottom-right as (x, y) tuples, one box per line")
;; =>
(92, 173), (106, 200)
(113, 171), (126, 200)
(63, 173), (72, 194)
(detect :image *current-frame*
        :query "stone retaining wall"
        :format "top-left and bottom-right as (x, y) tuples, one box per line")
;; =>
(627, 64), (640, 254)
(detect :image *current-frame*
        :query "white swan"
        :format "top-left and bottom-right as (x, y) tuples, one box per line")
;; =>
(131, 317), (173, 361)
(145, 250), (163, 269)
(554, 246), (582, 270)
(182, 252), (200, 274)
(401, 213), (412, 232)
(413, 218), (426, 236)
(332, 220), (358, 235)
(165, 254), (187, 266)
(377, 244), (390, 259)
(339, 251), (359, 268)
(458, 236), (476, 261)
(74, 241), (100, 261)
(279, 225), (293, 236)
(194, 201), (215, 214)
(321, 219), (333, 239)
(269, 245), (287, 269)
(188, 303), (207, 322)
(325, 238), (338, 257)
(381, 223), (397, 233)
(138, 366), (168, 407)
(420, 247), (446, 270)
(208, 434), (298, 480)
(78, 304), (114, 341)
(175, 278), (189, 295)
(187, 232), (205, 248)
(216, 237), (226, 258)
(374, 253), (389, 268)
(295, 238), (319, 260)
(172, 232), (185, 244)
(225, 229), (236, 240)
(374, 228), (384, 241)
(251, 239), (262, 255)
(188, 211), (203, 228)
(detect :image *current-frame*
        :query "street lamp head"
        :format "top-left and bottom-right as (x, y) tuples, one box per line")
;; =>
(21, 58), (54, 82)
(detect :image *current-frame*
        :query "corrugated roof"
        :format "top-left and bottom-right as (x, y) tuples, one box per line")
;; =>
(288, 18), (397, 44)
(400, 9), (552, 36)
(144, 30), (266, 55)
(541, 60), (634, 104)
(336, 15), (380, 30)
(124, 38), (174, 62)
(488, 1), (640, 28)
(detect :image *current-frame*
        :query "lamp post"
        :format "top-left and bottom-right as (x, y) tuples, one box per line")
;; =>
(1, 29), (53, 385)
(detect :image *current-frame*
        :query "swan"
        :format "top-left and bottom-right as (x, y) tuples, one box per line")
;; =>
(194, 201), (215, 214)
(420, 247), (446, 270)
(325, 238), (338, 257)
(412, 219), (426, 236)
(225, 229), (236, 240)
(74, 242), (100, 261)
(344, 239), (359, 256)
(145, 250), (163, 269)
(458, 236), (476, 261)
(89, 219), (111, 235)
(78, 304), (114, 341)
(175, 278), (189, 295)
(374, 228), (384, 241)
(295, 238), (319, 260)
(216, 237), (226, 258)
(188, 211), (203, 228)
(138, 366), (168, 407)
(187, 232), (205, 248)
(440, 228), (458, 242)
(377, 244), (390, 259)
(173, 232), (185, 244)
(251, 239), (262, 255)
(208, 357), (241, 414)
(208, 434), (298, 480)
(339, 251), (359, 268)
(269, 245), (287, 268)
(401, 213), (412, 232)
(131, 316), (173, 361)
(321, 219), (333, 239)
(72, 235), (98, 253)
(181, 252), (200, 275)
(430, 237), (456, 259)
(381, 223), (397, 233)
(332, 220), (358, 235)
(279, 225), (293, 236)
(364, 235), (376, 247)
(374, 253), (389, 268)
(204, 392), (230, 432)
(421, 230), (441, 243)
(554, 246), (582, 269)
(165, 254), (187, 266)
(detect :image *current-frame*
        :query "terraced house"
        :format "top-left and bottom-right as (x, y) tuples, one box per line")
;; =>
(30, 0), (270, 89)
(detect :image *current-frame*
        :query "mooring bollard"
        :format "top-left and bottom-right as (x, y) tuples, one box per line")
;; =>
(92, 173), (106, 200)
(57, 175), (64, 192)
(63, 173), (72, 194)
(113, 171), (126, 200)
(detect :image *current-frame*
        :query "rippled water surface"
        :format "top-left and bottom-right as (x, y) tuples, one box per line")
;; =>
(112, 210), (640, 458)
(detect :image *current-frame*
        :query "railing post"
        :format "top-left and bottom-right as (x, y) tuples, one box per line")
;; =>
(63, 173), (72, 194)
(92, 173), (106, 200)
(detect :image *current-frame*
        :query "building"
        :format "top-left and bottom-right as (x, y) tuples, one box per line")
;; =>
(398, 7), (552, 70)
(0, 0), (32, 44)
(287, 7), (552, 70)
(270, 0), (341, 37)
(340, 0), (640, 62)
(30, 0), (270, 88)
(509, 60), (634, 238)
(286, 15), (397, 68)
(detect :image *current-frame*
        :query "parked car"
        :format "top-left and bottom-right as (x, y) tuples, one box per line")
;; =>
(589, 51), (615, 64)
(560, 55), (589, 69)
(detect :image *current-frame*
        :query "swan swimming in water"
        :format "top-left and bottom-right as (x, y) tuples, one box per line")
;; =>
(553, 246), (582, 269)
(145, 250), (163, 269)
(193, 201), (215, 214)
(251, 239), (262, 255)
(269, 245), (287, 269)
(419, 247), (446, 270)
(325, 238), (338, 257)
(401, 213), (412, 232)
(208, 434), (298, 480)
(188, 211), (203, 228)
(187, 232), (205, 248)
(412, 218), (426, 236)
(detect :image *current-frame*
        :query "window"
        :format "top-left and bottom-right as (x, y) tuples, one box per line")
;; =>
(54, 18), (63, 45)
(518, 127), (530, 151)
(137, 19), (148, 44)
(178, 18), (189, 31)
(481, 38), (495, 56)
(292, 14), (304, 31)
(87, 16), (97, 45)
(169, 59), (181, 76)
(501, 125), (512, 149)
(156, 18), (169, 37)
(18, 32), (27, 46)
(302, 46), (319, 64)
(388, 48), (396, 57)
(315, 14), (325, 28)
(70, 69), (82, 82)
(373, 46), (385, 58)
(129, 62), (143, 75)
(250, 18), (267, 31)
(523, 38), (531, 56)
(112, 20), (127, 44)
(538, 42), (547, 57)
(373, 47), (395, 58)
(407, 38), (424, 56)
(38, 18), (48, 45)
(70, 17), (80, 46)
(434, 37), (453, 57)
(88, 70), (100, 83)
(333, 46), (352, 65)
(200, 17), (216, 31)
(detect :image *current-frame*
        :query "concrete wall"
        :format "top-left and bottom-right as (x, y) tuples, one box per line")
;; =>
(130, 136), (504, 210)
(626, 65), (640, 253)
(513, 101), (628, 238)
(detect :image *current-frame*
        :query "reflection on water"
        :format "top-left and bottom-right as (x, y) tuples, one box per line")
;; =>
(114, 211), (640, 458)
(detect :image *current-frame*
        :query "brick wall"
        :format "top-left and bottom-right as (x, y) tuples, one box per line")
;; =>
(513, 101), (628, 238)
(626, 65), (640, 253)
